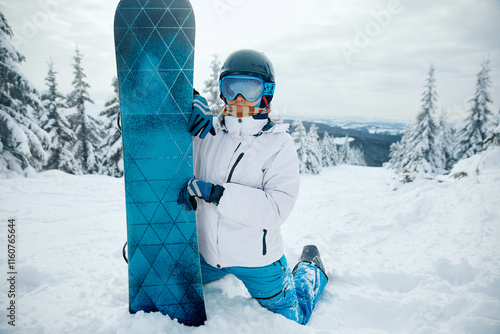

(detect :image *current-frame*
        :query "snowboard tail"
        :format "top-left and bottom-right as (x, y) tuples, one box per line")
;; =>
(114, 0), (206, 326)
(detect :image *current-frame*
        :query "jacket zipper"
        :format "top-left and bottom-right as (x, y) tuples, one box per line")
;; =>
(226, 151), (267, 257)
(262, 229), (268, 256)
(227, 152), (244, 183)
(215, 149), (244, 268)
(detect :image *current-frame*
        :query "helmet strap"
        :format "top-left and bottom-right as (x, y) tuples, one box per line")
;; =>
(262, 95), (268, 107)
(220, 93), (227, 104)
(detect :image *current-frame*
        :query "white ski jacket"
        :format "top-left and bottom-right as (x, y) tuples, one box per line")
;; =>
(192, 114), (300, 268)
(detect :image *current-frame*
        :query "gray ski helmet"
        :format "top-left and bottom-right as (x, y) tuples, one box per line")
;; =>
(220, 49), (275, 83)
(219, 49), (275, 106)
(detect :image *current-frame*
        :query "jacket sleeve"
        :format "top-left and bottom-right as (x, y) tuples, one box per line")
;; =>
(217, 137), (300, 230)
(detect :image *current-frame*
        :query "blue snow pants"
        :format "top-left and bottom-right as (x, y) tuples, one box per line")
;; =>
(200, 255), (328, 325)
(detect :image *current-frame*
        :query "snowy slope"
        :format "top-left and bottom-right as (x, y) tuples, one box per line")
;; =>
(1, 148), (499, 334)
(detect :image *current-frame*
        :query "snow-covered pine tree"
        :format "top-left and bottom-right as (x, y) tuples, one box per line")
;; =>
(291, 119), (308, 173)
(0, 11), (49, 176)
(338, 135), (349, 165)
(99, 77), (123, 177)
(291, 119), (320, 174)
(387, 134), (404, 170)
(41, 60), (78, 174)
(321, 131), (338, 167)
(454, 58), (494, 161)
(484, 109), (500, 148)
(350, 147), (367, 166)
(436, 109), (455, 170)
(67, 47), (102, 174)
(338, 135), (366, 166)
(387, 64), (444, 180)
(306, 123), (322, 174)
(349, 147), (366, 166)
(203, 53), (223, 116)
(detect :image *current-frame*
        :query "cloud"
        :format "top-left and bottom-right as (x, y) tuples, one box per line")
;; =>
(2, 0), (499, 121)
(247, 0), (500, 119)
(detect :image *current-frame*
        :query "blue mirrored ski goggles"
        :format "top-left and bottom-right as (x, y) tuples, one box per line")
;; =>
(219, 75), (275, 102)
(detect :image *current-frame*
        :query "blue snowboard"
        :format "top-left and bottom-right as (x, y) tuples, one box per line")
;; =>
(114, 0), (206, 326)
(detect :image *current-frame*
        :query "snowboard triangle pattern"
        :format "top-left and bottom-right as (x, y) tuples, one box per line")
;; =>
(114, 0), (206, 326)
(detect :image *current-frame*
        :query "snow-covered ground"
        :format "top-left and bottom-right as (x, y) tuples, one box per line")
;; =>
(1, 148), (499, 334)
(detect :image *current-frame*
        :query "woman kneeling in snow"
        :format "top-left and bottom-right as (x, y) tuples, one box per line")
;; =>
(179, 49), (328, 325)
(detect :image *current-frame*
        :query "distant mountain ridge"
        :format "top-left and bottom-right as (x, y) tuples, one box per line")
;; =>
(283, 117), (404, 167)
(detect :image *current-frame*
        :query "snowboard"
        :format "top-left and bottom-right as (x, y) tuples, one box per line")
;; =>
(113, 0), (206, 326)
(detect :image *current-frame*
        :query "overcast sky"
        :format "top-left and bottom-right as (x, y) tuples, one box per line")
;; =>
(2, 0), (500, 123)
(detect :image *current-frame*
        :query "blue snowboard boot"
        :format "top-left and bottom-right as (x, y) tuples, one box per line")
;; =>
(292, 245), (328, 280)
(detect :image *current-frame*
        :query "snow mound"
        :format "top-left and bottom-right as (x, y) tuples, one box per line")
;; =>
(448, 147), (500, 181)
